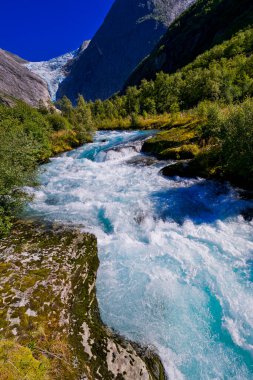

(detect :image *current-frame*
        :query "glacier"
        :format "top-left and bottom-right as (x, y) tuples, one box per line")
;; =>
(25, 41), (90, 101)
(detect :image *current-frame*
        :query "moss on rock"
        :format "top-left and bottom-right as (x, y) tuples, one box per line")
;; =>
(158, 144), (200, 160)
(0, 221), (166, 379)
(142, 121), (202, 158)
(160, 148), (223, 179)
(0, 339), (50, 380)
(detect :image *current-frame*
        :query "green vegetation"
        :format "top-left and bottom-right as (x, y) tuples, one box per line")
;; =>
(88, 26), (253, 190)
(143, 124), (202, 160)
(0, 340), (50, 380)
(2, 11), (253, 239)
(90, 28), (253, 119)
(127, 0), (253, 86)
(0, 97), (95, 237)
(57, 95), (95, 143)
(146, 98), (253, 189)
(196, 99), (253, 186)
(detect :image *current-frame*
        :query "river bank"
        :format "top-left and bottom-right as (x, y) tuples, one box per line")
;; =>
(0, 219), (165, 379)
(142, 115), (253, 194)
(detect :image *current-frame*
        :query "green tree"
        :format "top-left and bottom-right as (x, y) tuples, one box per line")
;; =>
(56, 96), (74, 119)
(74, 95), (95, 142)
(125, 86), (140, 114)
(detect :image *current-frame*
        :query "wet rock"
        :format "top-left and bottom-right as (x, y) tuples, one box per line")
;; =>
(237, 189), (253, 200)
(160, 148), (222, 180)
(160, 161), (197, 178)
(241, 208), (253, 222)
(126, 155), (158, 166)
(134, 210), (147, 224)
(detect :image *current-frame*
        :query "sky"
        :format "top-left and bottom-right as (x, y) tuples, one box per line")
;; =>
(0, 0), (115, 61)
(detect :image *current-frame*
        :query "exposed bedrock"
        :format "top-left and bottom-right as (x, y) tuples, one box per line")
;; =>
(0, 49), (50, 107)
(0, 221), (166, 379)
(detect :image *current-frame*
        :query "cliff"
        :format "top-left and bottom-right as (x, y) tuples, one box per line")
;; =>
(0, 49), (50, 107)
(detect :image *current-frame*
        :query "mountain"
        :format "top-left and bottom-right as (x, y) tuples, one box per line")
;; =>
(2, 50), (28, 64)
(0, 49), (50, 107)
(26, 41), (90, 101)
(57, 0), (195, 102)
(126, 0), (253, 87)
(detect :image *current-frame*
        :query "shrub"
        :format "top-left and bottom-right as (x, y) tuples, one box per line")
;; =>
(196, 98), (253, 185)
(47, 113), (71, 131)
(0, 120), (38, 236)
(220, 99), (253, 180)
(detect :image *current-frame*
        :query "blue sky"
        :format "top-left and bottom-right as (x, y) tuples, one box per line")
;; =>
(0, 0), (114, 61)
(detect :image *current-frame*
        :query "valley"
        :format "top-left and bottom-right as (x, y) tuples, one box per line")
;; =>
(1, 0), (253, 379)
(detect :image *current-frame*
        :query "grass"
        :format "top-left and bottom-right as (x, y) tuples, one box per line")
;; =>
(51, 129), (79, 154)
(96, 112), (197, 131)
(0, 340), (50, 380)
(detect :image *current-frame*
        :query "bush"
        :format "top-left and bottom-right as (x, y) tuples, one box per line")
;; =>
(0, 102), (52, 162)
(130, 113), (140, 128)
(195, 98), (253, 185)
(47, 113), (71, 132)
(0, 118), (38, 236)
(0, 99), (96, 237)
(220, 99), (253, 180)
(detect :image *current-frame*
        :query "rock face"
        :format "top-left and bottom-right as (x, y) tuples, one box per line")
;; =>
(58, 0), (194, 102)
(0, 221), (165, 379)
(126, 0), (253, 87)
(0, 49), (50, 107)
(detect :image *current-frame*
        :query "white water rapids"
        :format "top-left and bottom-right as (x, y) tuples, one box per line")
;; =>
(28, 130), (253, 379)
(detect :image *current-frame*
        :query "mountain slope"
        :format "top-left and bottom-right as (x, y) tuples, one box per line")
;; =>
(0, 49), (50, 107)
(58, 0), (195, 102)
(126, 0), (253, 87)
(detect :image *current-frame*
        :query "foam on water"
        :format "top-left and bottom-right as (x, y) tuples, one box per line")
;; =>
(28, 131), (253, 379)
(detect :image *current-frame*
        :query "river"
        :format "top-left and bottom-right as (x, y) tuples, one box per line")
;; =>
(28, 130), (253, 379)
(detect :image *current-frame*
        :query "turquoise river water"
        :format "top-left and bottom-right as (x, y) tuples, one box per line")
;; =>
(28, 131), (253, 379)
